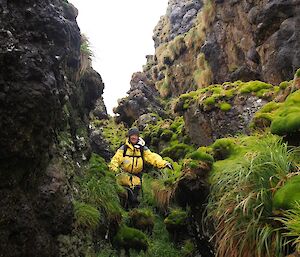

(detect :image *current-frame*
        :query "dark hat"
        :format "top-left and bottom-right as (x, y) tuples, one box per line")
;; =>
(128, 127), (140, 137)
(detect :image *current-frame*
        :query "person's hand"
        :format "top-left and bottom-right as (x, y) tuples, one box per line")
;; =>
(165, 163), (174, 170)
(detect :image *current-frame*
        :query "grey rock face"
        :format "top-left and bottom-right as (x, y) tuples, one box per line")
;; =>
(113, 72), (166, 126)
(183, 96), (267, 146)
(153, 0), (203, 47)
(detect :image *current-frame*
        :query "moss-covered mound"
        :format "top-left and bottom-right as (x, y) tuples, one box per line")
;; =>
(164, 209), (189, 239)
(174, 80), (282, 114)
(253, 90), (300, 138)
(113, 225), (149, 252)
(271, 90), (300, 136)
(128, 208), (154, 233)
(273, 175), (300, 210)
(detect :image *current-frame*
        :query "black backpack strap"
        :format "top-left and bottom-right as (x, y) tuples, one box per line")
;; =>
(122, 144), (128, 157)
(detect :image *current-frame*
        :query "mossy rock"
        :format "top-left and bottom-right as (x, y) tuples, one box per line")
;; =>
(161, 129), (174, 141)
(273, 175), (300, 210)
(128, 209), (154, 233)
(164, 209), (188, 235)
(185, 150), (214, 163)
(212, 138), (236, 160)
(219, 102), (231, 112)
(270, 90), (300, 136)
(161, 143), (194, 161)
(239, 81), (273, 94)
(113, 225), (148, 252)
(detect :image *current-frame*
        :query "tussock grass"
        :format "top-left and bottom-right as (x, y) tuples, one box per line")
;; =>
(207, 134), (299, 257)
(74, 201), (100, 230)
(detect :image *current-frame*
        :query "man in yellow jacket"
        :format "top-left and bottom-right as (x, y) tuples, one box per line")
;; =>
(109, 127), (173, 208)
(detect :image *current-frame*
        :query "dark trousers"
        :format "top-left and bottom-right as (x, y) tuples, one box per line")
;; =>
(125, 186), (141, 210)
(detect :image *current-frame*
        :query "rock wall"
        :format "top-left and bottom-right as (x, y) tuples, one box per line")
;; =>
(0, 1), (108, 256)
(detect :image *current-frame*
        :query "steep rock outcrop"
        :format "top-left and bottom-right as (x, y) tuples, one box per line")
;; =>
(151, 0), (300, 97)
(0, 1), (108, 256)
(113, 72), (166, 126)
(153, 0), (203, 47)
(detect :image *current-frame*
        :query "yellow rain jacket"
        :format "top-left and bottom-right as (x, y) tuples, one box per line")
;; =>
(109, 139), (168, 188)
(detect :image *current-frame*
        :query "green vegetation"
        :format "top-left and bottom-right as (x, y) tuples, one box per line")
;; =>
(185, 149), (214, 163)
(75, 154), (124, 222)
(211, 137), (236, 160)
(296, 68), (300, 78)
(219, 102), (231, 111)
(79, 34), (93, 76)
(73, 201), (100, 230)
(93, 117), (127, 152)
(164, 209), (188, 227)
(270, 90), (300, 135)
(161, 143), (194, 161)
(128, 208), (155, 233)
(114, 225), (149, 252)
(239, 80), (273, 94)
(175, 80), (283, 114)
(207, 134), (299, 257)
(276, 203), (300, 251)
(273, 175), (300, 210)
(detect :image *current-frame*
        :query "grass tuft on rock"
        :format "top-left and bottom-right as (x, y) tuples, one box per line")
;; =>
(73, 201), (100, 230)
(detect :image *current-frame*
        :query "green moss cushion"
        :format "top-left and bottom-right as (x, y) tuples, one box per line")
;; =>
(271, 90), (300, 135)
(273, 175), (300, 210)
(114, 225), (148, 251)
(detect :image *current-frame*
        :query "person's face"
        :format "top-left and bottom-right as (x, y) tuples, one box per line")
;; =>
(129, 134), (139, 145)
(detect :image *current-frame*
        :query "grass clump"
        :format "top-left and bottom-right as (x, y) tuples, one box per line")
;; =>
(74, 201), (100, 230)
(79, 34), (93, 77)
(276, 203), (300, 251)
(207, 134), (299, 257)
(75, 154), (124, 222)
(164, 209), (188, 227)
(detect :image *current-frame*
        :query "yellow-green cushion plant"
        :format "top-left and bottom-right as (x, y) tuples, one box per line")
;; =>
(273, 175), (300, 210)
(113, 225), (148, 252)
(271, 90), (300, 135)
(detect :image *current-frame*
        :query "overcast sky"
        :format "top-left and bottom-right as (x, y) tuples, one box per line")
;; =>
(69, 0), (169, 114)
